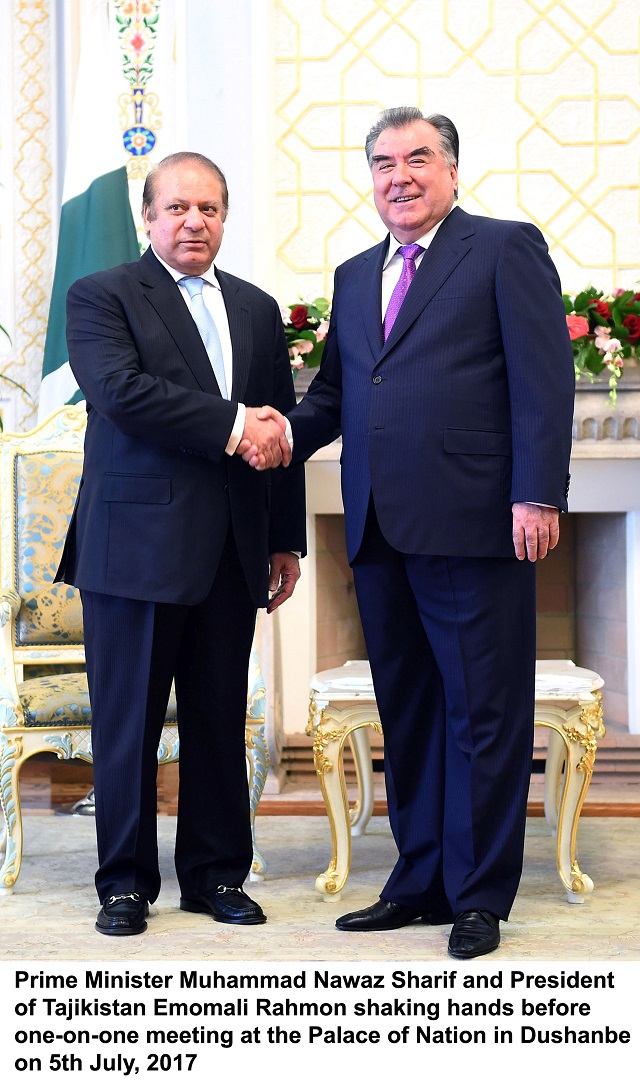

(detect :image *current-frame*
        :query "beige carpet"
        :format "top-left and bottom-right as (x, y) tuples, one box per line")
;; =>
(1, 814), (638, 961)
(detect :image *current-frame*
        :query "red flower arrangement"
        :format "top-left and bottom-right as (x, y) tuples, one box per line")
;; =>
(281, 298), (331, 372)
(564, 286), (640, 403)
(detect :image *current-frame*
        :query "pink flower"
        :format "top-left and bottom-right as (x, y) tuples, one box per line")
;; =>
(129, 31), (146, 52)
(566, 315), (589, 340)
(292, 338), (314, 355)
(315, 320), (330, 341)
(594, 326), (611, 351)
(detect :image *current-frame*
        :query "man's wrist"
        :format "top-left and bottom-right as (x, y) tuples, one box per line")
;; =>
(225, 403), (246, 455)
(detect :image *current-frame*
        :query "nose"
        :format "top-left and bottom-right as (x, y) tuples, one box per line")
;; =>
(184, 204), (205, 230)
(390, 160), (412, 185)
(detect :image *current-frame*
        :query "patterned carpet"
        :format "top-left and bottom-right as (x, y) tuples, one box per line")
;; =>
(1, 814), (638, 961)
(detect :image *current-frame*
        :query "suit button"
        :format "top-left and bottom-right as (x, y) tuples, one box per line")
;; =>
(223, 484), (229, 493)
(372, 375), (382, 384)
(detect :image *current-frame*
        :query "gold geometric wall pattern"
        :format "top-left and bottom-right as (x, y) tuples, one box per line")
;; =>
(275, 0), (640, 300)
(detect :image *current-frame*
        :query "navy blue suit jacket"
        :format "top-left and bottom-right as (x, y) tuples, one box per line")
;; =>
(290, 206), (575, 562)
(57, 247), (306, 607)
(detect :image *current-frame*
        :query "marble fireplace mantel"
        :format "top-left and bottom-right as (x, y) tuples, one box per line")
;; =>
(276, 421), (640, 748)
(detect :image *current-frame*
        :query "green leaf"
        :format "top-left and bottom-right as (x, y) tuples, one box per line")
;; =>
(573, 291), (592, 313)
(305, 341), (325, 368)
(616, 291), (634, 306)
(585, 350), (606, 375)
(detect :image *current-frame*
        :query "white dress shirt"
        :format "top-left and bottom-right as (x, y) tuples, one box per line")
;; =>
(152, 247), (245, 454)
(381, 215), (449, 318)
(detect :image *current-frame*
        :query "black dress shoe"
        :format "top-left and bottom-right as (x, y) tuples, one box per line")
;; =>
(180, 886), (266, 925)
(448, 910), (500, 959)
(336, 898), (453, 932)
(96, 893), (149, 936)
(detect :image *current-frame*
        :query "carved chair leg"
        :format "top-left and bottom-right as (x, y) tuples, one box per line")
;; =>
(0, 734), (25, 894)
(543, 727), (566, 836)
(349, 727), (375, 836)
(246, 722), (269, 880)
(312, 722), (357, 901)
(554, 728), (594, 904)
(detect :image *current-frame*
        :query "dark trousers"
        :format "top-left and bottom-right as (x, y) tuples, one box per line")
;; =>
(81, 532), (256, 903)
(352, 502), (536, 920)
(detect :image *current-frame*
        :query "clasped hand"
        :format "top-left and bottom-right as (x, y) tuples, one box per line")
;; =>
(237, 406), (291, 470)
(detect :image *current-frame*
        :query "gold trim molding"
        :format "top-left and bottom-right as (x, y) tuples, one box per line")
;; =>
(11, 0), (54, 431)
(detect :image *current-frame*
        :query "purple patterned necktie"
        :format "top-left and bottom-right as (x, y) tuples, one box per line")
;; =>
(383, 243), (424, 341)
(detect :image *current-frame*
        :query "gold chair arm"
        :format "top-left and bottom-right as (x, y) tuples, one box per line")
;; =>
(0, 589), (23, 724)
(0, 589), (21, 626)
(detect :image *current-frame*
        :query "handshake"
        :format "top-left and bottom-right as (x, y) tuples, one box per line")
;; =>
(236, 406), (291, 471)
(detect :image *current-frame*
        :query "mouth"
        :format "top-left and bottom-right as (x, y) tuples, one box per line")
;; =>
(391, 195), (419, 204)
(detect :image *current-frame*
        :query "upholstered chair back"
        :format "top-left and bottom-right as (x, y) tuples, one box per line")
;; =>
(13, 449), (84, 646)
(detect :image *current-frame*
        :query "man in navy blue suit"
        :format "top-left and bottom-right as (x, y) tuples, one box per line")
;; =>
(58, 153), (306, 936)
(246, 108), (575, 958)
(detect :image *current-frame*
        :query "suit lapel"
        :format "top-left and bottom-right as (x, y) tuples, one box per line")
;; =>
(136, 247), (220, 393)
(216, 270), (253, 402)
(379, 206), (475, 360)
(357, 241), (387, 359)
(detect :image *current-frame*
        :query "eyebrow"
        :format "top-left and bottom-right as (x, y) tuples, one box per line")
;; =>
(371, 145), (436, 164)
(164, 195), (219, 206)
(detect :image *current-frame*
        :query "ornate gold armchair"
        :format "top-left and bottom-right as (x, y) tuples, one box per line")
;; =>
(0, 406), (268, 893)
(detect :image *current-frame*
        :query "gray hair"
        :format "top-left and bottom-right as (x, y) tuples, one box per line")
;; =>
(365, 108), (459, 197)
(142, 152), (229, 221)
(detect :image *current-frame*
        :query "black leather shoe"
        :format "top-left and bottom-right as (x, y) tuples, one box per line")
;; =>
(336, 898), (453, 932)
(180, 886), (266, 925)
(448, 910), (500, 959)
(96, 892), (149, 936)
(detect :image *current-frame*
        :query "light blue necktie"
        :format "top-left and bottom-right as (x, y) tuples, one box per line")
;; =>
(180, 276), (228, 398)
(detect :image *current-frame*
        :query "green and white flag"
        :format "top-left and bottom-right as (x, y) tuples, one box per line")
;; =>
(39, 0), (177, 421)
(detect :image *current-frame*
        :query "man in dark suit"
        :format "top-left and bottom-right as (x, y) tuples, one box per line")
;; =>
(58, 152), (306, 936)
(247, 108), (575, 958)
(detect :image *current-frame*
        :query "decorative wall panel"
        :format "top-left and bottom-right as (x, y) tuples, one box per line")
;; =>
(274, 0), (640, 301)
(1, 1), (55, 431)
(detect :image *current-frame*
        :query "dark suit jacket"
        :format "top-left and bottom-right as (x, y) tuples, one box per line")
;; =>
(290, 206), (575, 562)
(57, 246), (306, 606)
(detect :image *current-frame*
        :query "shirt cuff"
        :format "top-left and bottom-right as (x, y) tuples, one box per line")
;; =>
(225, 403), (246, 455)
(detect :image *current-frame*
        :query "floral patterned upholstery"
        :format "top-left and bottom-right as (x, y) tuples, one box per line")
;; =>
(18, 672), (179, 729)
(14, 451), (84, 645)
